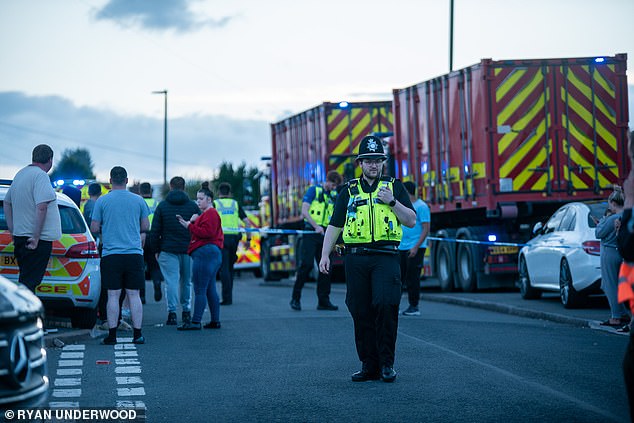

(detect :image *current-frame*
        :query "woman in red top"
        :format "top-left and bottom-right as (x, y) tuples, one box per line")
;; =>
(176, 182), (224, 330)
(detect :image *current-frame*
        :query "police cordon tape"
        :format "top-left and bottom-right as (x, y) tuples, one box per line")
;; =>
(222, 227), (576, 249)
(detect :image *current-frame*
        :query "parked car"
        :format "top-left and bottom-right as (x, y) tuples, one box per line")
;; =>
(518, 202), (607, 308)
(0, 275), (48, 408)
(0, 181), (101, 328)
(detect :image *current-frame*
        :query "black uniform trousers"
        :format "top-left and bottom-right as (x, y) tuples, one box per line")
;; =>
(344, 251), (401, 370)
(220, 234), (240, 303)
(292, 231), (332, 304)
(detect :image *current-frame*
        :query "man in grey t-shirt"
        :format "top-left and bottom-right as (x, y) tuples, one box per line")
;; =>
(91, 166), (149, 345)
(3, 144), (61, 292)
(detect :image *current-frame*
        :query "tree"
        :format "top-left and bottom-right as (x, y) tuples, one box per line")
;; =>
(213, 161), (261, 208)
(50, 148), (96, 181)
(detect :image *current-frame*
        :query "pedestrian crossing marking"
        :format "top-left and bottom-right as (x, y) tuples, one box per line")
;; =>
(115, 351), (138, 357)
(58, 360), (83, 367)
(60, 352), (84, 359)
(117, 387), (145, 396)
(54, 378), (81, 387)
(62, 345), (85, 351)
(116, 359), (140, 365)
(49, 402), (79, 408)
(115, 366), (141, 374)
(57, 368), (82, 376)
(52, 389), (82, 397)
(116, 376), (144, 385)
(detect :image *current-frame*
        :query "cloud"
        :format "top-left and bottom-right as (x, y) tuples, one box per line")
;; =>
(0, 92), (269, 183)
(94, 0), (234, 33)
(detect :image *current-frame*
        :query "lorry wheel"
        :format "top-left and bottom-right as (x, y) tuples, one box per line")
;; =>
(559, 258), (583, 308)
(437, 242), (455, 292)
(519, 256), (541, 299)
(456, 242), (478, 292)
(71, 307), (98, 329)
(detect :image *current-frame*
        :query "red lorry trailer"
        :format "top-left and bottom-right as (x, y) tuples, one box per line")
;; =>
(392, 54), (629, 291)
(260, 101), (394, 281)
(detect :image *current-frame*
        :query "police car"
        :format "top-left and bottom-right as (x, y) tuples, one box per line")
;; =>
(0, 181), (101, 329)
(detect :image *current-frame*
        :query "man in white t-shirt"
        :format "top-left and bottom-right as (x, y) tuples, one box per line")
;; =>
(3, 144), (61, 291)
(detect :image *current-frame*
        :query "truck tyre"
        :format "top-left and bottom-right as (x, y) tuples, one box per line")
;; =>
(456, 242), (478, 292)
(437, 242), (455, 292)
(559, 258), (583, 308)
(71, 307), (97, 329)
(519, 256), (541, 299)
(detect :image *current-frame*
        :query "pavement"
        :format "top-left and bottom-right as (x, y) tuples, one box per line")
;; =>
(43, 277), (629, 347)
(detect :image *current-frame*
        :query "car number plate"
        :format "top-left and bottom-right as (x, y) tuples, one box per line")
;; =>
(1, 255), (18, 267)
(489, 246), (519, 255)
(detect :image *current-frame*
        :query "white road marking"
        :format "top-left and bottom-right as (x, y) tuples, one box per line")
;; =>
(54, 378), (81, 387)
(117, 337), (133, 343)
(52, 389), (82, 398)
(116, 359), (140, 365)
(57, 368), (82, 376)
(62, 345), (85, 351)
(115, 351), (138, 357)
(60, 352), (84, 359)
(58, 360), (83, 367)
(116, 376), (144, 385)
(115, 343), (136, 350)
(49, 402), (79, 408)
(117, 387), (145, 396)
(115, 366), (141, 374)
(116, 400), (146, 408)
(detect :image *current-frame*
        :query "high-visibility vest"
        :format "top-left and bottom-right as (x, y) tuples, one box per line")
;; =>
(144, 198), (158, 225)
(307, 186), (337, 228)
(342, 177), (402, 244)
(214, 198), (241, 234)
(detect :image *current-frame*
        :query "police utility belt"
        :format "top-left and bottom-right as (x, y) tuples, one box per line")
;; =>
(341, 245), (399, 256)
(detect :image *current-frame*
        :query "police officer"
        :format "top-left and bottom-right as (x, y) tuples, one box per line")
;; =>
(319, 135), (415, 383)
(214, 182), (250, 305)
(290, 170), (342, 311)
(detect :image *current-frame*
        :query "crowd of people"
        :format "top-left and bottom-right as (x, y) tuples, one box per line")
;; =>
(5, 136), (634, 410)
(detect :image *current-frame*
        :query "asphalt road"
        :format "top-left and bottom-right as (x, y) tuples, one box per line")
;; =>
(39, 275), (630, 423)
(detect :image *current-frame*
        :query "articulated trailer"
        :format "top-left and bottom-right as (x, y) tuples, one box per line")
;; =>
(391, 54), (629, 291)
(260, 101), (394, 281)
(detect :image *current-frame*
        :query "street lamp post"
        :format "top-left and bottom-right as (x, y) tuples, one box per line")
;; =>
(152, 90), (168, 186)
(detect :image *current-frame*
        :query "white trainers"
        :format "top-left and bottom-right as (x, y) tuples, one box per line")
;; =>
(401, 306), (421, 316)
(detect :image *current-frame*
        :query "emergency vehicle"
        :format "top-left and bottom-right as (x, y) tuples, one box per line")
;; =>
(391, 54), (629, 291)
(260, 101), (394, 281)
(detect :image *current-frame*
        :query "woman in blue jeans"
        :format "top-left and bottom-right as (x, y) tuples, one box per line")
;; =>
(176, 182), (224, 330)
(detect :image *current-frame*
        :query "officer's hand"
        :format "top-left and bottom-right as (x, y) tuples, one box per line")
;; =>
(377, 186), (394, 205)
(319, 256), (330, 274)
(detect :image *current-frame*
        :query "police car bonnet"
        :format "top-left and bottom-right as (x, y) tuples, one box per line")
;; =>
(356, 135), (387, 161)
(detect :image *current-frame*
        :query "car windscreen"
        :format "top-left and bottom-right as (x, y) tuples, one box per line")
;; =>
(0, 202), (87, 234)
(587, 202), (608, 228)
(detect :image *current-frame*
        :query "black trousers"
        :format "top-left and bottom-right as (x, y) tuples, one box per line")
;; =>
(399, 248), (426, 307)
(13, 236), (52, 292)
(344, 252), (401, 369)
(292, 231), (332, 304)
(220, 234), (240, 303)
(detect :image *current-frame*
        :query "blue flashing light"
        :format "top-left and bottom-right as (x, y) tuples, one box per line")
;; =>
(488, 234), (497, 242)
(421, 162), (428, 174)
(401, 161), (408, 177)
(56, 179), (65, 186)
(594, 57), (605, 63)
(464, 164), (470, 174)
(338, 101), (349, 108)
(73, 179), (86, 186)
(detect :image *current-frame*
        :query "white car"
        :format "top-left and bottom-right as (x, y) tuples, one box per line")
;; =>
(518, 201), (606, 308)
(0, 181), (101, 328)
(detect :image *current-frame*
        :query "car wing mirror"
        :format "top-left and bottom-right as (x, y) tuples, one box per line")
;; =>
(532, 221), (543, 235)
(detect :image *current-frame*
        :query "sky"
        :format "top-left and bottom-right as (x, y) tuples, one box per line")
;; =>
(0, 0), (633, 184)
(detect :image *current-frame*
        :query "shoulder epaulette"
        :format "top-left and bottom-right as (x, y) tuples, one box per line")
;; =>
(380, 175), (395, 183)
(348, 179), (360, 196)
